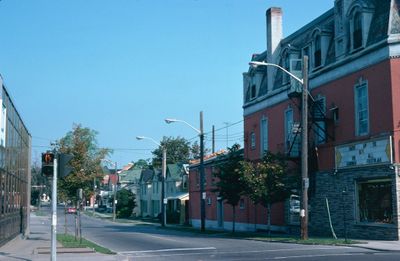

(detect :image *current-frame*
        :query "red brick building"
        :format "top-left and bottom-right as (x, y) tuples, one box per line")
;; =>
(190, 0), (400, 239)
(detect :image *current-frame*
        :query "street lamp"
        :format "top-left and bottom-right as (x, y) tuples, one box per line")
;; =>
(165, 111), (205, 232)
(136, 136), (167, 227)
(102, 159), (118, 222)
(249, 56), (309, 240)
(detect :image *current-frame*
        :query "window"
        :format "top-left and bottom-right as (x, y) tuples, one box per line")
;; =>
(141, 200), (148, 213)
(250, 85), (257, 100)
(313, 96), (326, 144)
(260, 117), (268, 155)
(152, 200), (160, 215)
(353, 12), (362, 49)
(314, 34), (322, 68)
(284, 108), (293, 152)
(207, 197), (212, 205)
(357, 179), (393, 224)
(288, 194), (300, 224)
(250, 132), (256, 150)
(282, 53), (290, 84)
(355, 81), (369, 136)
(239, 199), (245, 209)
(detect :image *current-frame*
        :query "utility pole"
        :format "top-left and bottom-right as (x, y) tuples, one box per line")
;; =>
(300, 55), (309, 240)
(199, 111), (205, 232)
(51, 156), (58, 261)
(224, 122), (230, 149)
(93, 177), (96, 217)
(161, 148), (167, 227)
(113, 162), (118, 222)
(212, 125), (215, 153)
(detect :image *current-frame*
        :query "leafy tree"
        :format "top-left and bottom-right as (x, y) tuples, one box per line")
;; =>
(152, 136), (191, 167)
(57, 124), (110, 204)
(115, 189), (136, 218)
(134, 159), (150, 169)
(190, 140), (210, 160)
(241, 151), (291, 236)
(214, 144), (245, 233)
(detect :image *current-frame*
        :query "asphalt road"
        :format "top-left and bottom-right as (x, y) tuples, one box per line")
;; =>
(52, 206), (400, 261)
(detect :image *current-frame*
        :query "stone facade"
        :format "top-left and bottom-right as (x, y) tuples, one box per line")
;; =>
(310, 165), (399, 240)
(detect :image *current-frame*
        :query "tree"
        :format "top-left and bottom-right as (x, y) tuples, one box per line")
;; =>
(241, 151), (291, 236)
(190, 140), (210, 160)
(214, 144), (245, 233)
(152, 136), (191, 167)
(57, 124), (110, 204)
(115, 189), (136, 218)
(134, 159), (150, 169)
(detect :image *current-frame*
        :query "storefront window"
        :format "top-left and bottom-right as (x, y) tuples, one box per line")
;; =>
(357, 179), (392, 224)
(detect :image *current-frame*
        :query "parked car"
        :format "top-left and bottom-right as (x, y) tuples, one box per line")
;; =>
(66, 207), (77, 214)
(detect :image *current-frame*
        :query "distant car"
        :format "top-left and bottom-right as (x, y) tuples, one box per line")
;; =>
(66, 207), (77, 214)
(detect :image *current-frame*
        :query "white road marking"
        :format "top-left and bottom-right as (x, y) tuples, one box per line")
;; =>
(269, 253), (366, 260)
(119, 247), (216, 254)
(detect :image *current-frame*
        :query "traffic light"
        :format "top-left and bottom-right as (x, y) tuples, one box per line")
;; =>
(58, 153), (73, 178)
(42, 152), (55, 177)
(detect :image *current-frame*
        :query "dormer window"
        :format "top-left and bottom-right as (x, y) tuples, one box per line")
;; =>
(347, 2), (374, 53)
(282, 52), (290, 84)
(250, 85), (257, 100)
(353, 12), (362, 49)
(314, 34), (322, 68)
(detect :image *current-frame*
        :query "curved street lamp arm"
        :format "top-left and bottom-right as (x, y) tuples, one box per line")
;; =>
(249, 61), (304, 85)
(136, 136), (161, 147)
(165, 119), (201, 134)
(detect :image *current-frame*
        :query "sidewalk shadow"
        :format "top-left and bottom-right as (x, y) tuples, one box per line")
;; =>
(0, 251), (31, 261)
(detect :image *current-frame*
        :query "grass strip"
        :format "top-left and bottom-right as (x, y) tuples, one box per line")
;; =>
(56, 233), (115, 254)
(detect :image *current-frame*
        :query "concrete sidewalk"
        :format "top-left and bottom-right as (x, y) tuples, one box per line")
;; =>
(0, 213), (119, 261)
(352, 240), (400, 252)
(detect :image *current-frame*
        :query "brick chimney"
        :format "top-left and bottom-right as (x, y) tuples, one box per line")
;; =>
(266, 7), (283, 60)
(266, 7), (282, 91)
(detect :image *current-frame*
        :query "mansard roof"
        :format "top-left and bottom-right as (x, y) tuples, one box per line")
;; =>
(244, 0), (399, 106)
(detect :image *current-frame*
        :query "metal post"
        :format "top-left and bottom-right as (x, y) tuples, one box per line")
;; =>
(300, 55), (309, 240)
(93, 177), (96, 216)
(51, 157), (58, 261)
(113, 162), (117, 221)
(161, 148), (167, 227)
(212, 125), (215, 154)
(199, 111), (205, 232)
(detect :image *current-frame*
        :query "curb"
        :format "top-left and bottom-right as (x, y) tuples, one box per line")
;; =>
(36, 247), (96, 254)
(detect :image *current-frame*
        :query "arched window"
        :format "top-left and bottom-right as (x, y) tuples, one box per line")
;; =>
(314, 34), (322, 68)
(353, 12), (362, 49)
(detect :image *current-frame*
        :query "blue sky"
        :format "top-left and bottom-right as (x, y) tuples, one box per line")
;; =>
(0, 0), (333, 167)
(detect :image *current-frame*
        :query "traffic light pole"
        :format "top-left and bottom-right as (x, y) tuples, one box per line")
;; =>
(51, 157), (58, 261)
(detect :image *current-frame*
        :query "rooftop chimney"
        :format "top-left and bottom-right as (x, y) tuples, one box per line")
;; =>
(266, 7), (283, 59)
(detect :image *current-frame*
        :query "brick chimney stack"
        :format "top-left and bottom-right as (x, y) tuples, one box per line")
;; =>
(266, 7), (283, 60)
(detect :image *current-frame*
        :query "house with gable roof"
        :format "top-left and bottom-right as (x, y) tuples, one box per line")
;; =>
(118, 166), (142, 217)
(139, 168), (154, 217)
(165, 163), (189, 224)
